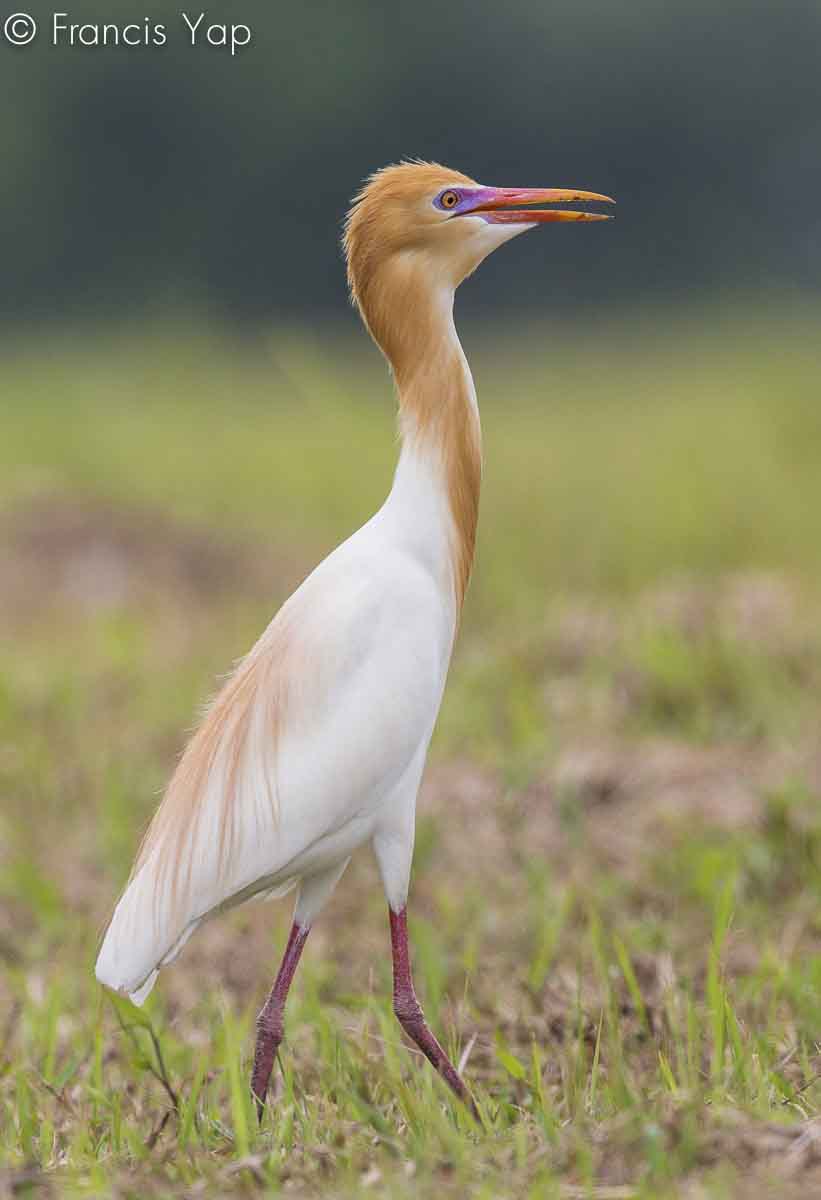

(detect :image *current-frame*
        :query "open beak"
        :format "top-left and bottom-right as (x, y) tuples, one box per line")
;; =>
(467, 187), (615, 224)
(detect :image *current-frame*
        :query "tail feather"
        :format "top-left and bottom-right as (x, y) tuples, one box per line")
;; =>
(95, 854), (186, 1003)
(128, 970), (158, 1007)
(95, 854), (297, 1004)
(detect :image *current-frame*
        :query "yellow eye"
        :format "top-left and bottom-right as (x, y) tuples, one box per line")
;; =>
(440, 190), (459, 209)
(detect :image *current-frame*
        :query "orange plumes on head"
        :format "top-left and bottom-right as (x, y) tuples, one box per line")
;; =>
(344, 160), (477, 291)
(344, 161), (477, 374)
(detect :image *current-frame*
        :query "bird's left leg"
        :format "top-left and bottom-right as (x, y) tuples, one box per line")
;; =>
(373, 824), (479, 1120)
(251, 858), (350, 1121)
(388, 905), (480, 1120)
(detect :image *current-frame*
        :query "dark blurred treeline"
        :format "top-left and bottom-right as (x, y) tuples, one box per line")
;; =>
(2, 0), (820, 323)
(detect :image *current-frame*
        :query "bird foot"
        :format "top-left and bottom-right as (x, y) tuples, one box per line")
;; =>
(250, 1030), (281, 1123)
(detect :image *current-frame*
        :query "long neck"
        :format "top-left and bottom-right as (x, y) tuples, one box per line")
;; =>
(377, 278), (482, 616)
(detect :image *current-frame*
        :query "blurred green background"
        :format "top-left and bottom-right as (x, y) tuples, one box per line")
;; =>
(2, 0), (820, 321)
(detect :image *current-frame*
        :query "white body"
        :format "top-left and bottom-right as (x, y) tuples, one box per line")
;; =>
(95, 367), (470, 1004)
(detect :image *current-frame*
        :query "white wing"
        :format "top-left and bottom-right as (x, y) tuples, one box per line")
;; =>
(95, 519), (453, 1002)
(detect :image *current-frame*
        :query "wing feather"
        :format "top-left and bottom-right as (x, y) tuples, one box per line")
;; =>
(136, 615), (290, 926)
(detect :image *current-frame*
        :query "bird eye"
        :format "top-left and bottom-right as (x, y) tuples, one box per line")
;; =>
(439, 190), (460, 210)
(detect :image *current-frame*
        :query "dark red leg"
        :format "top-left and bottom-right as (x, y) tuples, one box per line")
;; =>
(251, 921), (309, 1121)
(389, 906), (479, 1120)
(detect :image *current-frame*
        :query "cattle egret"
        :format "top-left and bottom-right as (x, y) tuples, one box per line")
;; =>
(96, 162), (613, 1119)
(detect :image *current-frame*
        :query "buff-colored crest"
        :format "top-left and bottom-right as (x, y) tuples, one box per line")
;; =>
(344, 160), (477, 334)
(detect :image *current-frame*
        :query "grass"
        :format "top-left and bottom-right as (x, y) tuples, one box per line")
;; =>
(4, 302), (821, 1196)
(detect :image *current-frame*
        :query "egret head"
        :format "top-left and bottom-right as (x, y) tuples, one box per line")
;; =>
(344, 161), (613, 367)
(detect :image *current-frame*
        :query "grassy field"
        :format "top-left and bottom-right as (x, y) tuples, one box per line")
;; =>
(3, 303), (821, 1197)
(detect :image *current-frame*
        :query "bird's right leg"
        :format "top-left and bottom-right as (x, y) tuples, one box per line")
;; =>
(251, 920), (309, 1120)
(251, 858), (350, 1122)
